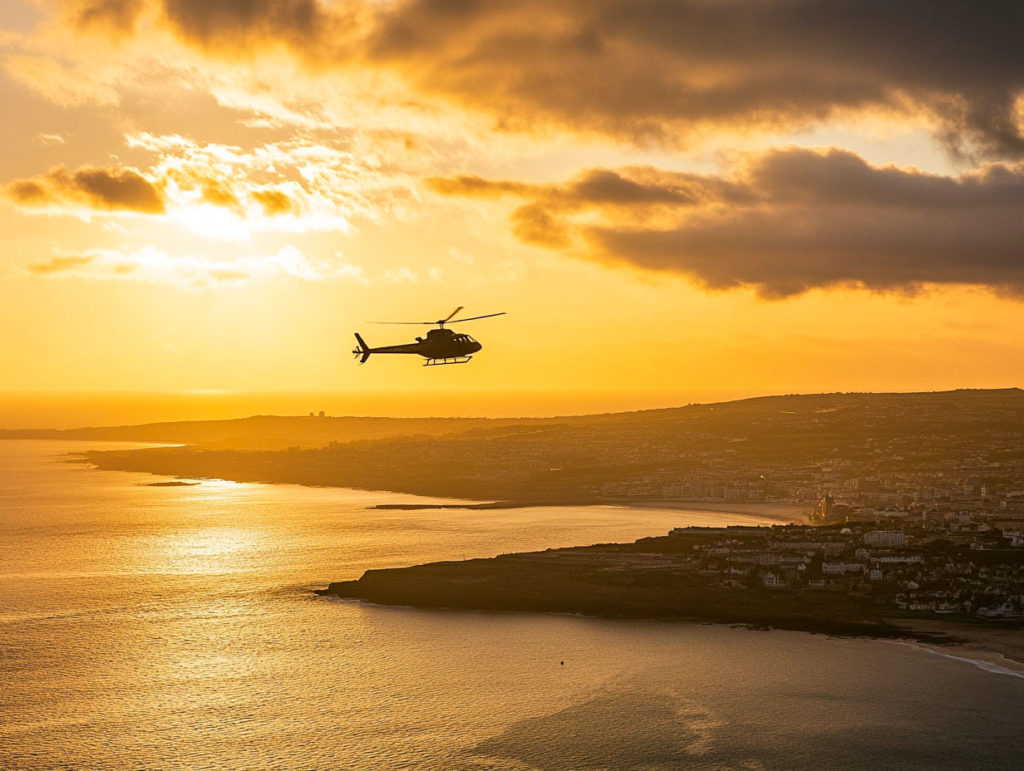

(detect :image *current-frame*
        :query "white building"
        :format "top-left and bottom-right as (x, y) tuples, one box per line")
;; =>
(822, 562), (864, 575)
(863, 530), (905, 547)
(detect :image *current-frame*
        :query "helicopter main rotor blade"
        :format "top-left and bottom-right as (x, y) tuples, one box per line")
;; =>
(366, 310), (505, 325)
(441, 306), (464, 324)
(447, 312), (507, 323)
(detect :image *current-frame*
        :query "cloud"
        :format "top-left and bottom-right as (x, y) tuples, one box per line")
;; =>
(382, 266), (417, 283)
(4, 53), (121, 107)
(250, 189), (295, 216)
(6, 165), (166, 213)
(511, 203), (570, 248)
(71, 0), (145, 34)
(5, 133), (414, 236)
(426, 175), (533, 199)
(127, 132), (412, 235)
(25, 1), (1024, 161)
(27, 255), (96, 275)
(26, 245), (370, 288)
(427, 167), (749, 210)
(34, 1), (1024, 159)
(367, 0), (1024, 159)
(62, 0), (344, 50)
(160, 0), (340, 54)
(34, 133), (67, 147)
(431, 147), (1024, 297)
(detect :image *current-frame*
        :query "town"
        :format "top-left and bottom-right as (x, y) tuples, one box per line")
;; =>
(668, 512), (1024, 622)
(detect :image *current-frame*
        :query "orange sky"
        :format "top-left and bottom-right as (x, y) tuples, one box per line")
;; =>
(1, 0), (1022, 424)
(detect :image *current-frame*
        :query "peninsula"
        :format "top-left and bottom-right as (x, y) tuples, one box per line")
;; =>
(320, 521), (1024, 657)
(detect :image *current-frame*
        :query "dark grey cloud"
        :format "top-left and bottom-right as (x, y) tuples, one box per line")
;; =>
(431, 147), (1024, 296)
(426, 175), (534, 199)
(6, 165), (166, 213)
(62, 1), (1024, 157)
(73, 0), (144, 33)
(586, 208), (1024, 298)
(368, 0), (1024, 159)
(67, 0), (352, 54)
(427, 167), (749, 209)
(161, 0), (326, 50)
(748, 148), (1024, 207)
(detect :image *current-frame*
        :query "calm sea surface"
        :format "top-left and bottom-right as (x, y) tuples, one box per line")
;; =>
(2, 441), (1022, 770)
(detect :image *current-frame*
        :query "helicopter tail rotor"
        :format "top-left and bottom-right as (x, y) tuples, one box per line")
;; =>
(352, 332), (371, 364)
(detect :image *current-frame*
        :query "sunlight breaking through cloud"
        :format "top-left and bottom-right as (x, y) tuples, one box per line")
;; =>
(27, 245), (369, 288)
(5, 131), (417, 239)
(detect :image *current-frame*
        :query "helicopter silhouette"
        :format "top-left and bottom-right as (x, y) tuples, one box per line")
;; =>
(353, 307), (506, 366)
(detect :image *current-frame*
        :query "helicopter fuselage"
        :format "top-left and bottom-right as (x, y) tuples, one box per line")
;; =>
(354, 328), (482, 363)
(353, 308), (502, 365)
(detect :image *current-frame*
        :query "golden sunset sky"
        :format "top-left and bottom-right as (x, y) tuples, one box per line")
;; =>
(1, 0), (1022, 425)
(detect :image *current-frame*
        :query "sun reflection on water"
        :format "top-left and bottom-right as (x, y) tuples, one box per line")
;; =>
(141, 480), (272, 575)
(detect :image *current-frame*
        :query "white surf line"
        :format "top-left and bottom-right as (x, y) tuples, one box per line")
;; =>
(888, 640), (1024, 681)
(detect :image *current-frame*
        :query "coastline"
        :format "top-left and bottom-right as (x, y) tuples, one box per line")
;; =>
(609, 500), (808, 523)
(323, 588), (1024, 674)
(371, 499), (808, 523)
(318, 529), (1023, 670)
(890, 620), (1024, 675)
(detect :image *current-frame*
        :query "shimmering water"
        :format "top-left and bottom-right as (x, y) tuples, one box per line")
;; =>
(2, 441), (1022, 770)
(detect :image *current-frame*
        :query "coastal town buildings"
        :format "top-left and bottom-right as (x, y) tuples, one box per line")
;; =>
(668, 516), (1024, 623)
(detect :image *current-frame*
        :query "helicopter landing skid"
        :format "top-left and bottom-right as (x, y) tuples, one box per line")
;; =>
(424, 356), (473, 366)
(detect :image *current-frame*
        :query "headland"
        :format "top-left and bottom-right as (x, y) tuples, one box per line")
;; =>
(319, 523), (1024, 665)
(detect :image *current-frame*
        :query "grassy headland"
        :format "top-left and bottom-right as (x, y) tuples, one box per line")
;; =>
(319, 529), (1024, 658)
(55, 388), (1024, 506)
(317, 534), (930, 639)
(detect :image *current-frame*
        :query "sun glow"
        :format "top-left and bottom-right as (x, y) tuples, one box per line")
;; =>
(170, 202), (254, 239)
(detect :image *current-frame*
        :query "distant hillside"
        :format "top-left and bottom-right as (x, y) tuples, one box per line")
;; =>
(0, 414), (538, 450)
(79, 389), (1024, 505)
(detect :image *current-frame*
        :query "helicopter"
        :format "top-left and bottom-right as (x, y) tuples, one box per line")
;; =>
(352, 307), (506, 366)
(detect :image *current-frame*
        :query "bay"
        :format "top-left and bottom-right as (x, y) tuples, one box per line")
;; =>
(2, 441), (1022, 770)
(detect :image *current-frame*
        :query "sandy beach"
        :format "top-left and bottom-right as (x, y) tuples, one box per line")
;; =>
(892, 619), (1024, 676)
(615, 500), (810, 523)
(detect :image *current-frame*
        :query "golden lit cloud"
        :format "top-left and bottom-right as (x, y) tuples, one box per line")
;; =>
(6, 164), (165, 213)
(27, 255), (96, 275)
(7, 132), (417, 238)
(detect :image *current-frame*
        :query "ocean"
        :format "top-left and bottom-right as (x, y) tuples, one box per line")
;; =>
(1, 441), (1022, 770)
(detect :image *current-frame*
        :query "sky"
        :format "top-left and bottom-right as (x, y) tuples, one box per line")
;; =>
(1, 0), (1022, 424)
